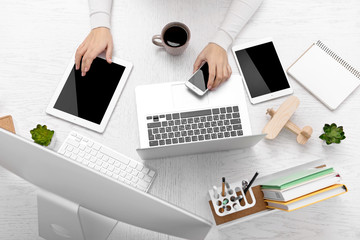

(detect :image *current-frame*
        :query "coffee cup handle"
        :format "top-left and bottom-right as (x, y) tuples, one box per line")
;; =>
(152, 35), (163, 47)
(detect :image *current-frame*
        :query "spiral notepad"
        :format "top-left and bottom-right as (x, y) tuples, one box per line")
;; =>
(287, 40), (360, 110)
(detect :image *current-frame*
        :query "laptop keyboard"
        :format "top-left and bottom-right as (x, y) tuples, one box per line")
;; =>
(146, 106), (243, 147)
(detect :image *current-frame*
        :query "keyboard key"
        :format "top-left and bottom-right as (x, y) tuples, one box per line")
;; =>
(237, 130), (243, 136)
(207, 128), (213, 133)
(160, 115), (165, 118)
(159, 140), (165, 145)
(211, 134), (217, 139)
(153, 116), (159, 122)
(185, 137), (191, 142)
(172, 113), (180, 119)
(214, 127), (219, 133)
(153, 128), (159, 134)
(181, 131), (187, 136)
(205, 134), (211, 140)
(172, 126), (178, 131)
(146, 116), (152, 120)
(166, 127), (172, 132)
(162, 133), (167, 139)
(192, 136), (198, 141)
(175, 120), (180, 125)
(220, 108), (226, 113)
(175, 132), (180, 137)
(166, 114), (172, 120)
(149, 135), (154, 140)
(172, 138), (178, 144)
(161, 121), (168, 127)
(226, 107), (232, 113)
(207, 116), (212, 121)
(146, 171), (154, 178)
(233, 106), (239, 112)
(214, 115), (219, 120)
(138, 172), (145, 179)
(212, 108), (220, 114)
(147, 122), (161, 128)
(220, 114), (226, 120)
(226, 113), (232, 119)
(226, 126), (232, 131)
(159, 127), (165, 133)
(155, 134), (161, 140)
(232, 112), (240, 118)
(181, 109), (211, 118)
(129, 161), (137, 168)
(142, 168), (149, 174)
(187, 118), (194, 124)
(233, 124), (242, 130)
(231, 118), (241, 124)
(181, 119), (187, 124)
(200, 117), (206, 122)
(93, 143), (101, 151)
(218, 121), (224, 126)
(188, 130), (194, 136)
(225, 132), (230, 137)
(200, 129), (206, 134)
(179, 137), (185, 143)
(149, 141), (159, 146)
(198, 135), (204, 141)
(168, 132), (174, 138)
(166, 139), (171, 145)
(194, 129), (200, 135)
(192, 124), (197, 129)
(224, 120), (230, 125)
(168, 120), (174, 126)
(67, 145), (74, 152)
(144, 175), (152, 183)
(194, 117), (200, 123)
(220, 126), (226, 132)
(218, 133), (224, 138)
(138, 179), (149, 189)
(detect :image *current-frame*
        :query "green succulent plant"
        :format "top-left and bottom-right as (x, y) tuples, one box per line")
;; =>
(319, 123), (345, 145)
(30, 124), (54, 146)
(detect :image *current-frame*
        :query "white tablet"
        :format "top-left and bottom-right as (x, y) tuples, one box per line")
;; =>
(232, 38), (293, 104)
(46, 54), (133, 132)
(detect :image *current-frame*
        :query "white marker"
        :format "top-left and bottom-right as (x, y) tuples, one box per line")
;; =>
(213, 186), (220, 199)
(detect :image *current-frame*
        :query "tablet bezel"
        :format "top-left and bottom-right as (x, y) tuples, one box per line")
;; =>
(46, 54), (133, 133)
(232, 38), (293, 104)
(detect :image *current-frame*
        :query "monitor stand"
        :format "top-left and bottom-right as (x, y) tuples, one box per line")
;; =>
(37, 189), (118, 240)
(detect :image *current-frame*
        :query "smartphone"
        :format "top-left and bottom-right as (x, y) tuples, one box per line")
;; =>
(185, 62), (209, 96)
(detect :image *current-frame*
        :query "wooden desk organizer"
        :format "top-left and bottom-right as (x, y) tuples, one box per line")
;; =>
(209, 185), (268, 225)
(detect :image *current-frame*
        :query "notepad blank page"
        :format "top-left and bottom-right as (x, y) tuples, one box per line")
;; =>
(288, 45), (359, 110)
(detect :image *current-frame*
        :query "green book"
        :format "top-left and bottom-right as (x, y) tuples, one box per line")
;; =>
(261, 167), (334, 190)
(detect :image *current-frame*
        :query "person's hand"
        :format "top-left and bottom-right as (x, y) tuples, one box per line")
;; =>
(193, 43), (232, 90)
(75, 27), (113, 76)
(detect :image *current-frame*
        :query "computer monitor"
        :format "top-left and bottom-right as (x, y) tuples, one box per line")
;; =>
(0, 128), (212, 240)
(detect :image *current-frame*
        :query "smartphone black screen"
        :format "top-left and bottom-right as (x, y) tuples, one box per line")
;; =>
(188, 62), (209, 92)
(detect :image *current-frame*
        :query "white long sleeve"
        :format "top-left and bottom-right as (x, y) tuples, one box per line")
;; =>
(89, 0), (113, 29)
(211, 0), (264, 51)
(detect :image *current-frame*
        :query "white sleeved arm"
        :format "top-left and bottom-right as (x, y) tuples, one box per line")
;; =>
(211, 0), (264, 50)
(88, 0), (113, 29)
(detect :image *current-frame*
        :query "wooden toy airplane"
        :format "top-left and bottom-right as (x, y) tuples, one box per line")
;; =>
(262, 96), (312, 144)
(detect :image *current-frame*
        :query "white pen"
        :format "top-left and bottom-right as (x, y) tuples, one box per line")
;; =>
(213, 186), (220, 199)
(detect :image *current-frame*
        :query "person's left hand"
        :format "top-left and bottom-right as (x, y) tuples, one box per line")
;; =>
(193, 43), (232, 90)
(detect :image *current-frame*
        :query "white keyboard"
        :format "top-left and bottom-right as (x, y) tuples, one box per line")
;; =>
(58, 131), (156, 192)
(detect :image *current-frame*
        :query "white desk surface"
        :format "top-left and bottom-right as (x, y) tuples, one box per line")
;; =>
(1, 0), (360, 239)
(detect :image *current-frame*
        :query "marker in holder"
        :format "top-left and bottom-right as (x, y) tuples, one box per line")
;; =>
(208, 180), (256, 216)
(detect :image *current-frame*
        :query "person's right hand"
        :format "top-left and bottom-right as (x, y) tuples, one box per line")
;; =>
(75, 27), (113, 76)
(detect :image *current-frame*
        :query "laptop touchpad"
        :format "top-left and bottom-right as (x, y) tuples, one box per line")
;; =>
(171, 83), (209, 109)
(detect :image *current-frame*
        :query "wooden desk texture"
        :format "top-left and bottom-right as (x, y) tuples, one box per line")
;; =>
(1, 0), (360, 239)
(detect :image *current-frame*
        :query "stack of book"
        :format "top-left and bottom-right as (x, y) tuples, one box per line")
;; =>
(261, 166), (347, 212)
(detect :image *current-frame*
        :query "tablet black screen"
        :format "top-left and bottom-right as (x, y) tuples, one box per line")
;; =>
(54, 58), (125, 124)
(234, 42), (290, 98)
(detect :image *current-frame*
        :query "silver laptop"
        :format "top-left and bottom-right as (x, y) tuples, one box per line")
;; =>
(135, 75), (265, 159)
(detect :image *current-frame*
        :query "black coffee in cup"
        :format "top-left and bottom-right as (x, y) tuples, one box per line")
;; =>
(163, 26), (188, 48)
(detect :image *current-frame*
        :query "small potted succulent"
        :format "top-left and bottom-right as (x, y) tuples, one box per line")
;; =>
(319, 123), (346, 145)
(30, 124), (55, 148)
